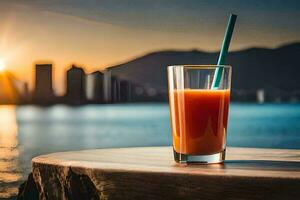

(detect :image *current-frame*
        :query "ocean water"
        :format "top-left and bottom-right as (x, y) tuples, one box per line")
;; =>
(1, 103), (300, 199)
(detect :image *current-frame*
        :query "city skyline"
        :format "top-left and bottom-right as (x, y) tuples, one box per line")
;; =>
(0, 62), (143, 105)
(1, 41), (300, 105)
(0, 0), (299, 94)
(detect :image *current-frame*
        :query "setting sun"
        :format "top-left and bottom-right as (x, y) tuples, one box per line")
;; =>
(0, 58), (6, 71)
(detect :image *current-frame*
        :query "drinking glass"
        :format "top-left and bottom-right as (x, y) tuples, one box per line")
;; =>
(168, 65), (231, 164)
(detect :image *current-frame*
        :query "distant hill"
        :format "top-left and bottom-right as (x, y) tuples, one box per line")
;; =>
(107, 42), (300, 101)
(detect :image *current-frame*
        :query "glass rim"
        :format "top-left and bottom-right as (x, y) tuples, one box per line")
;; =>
(167, 65), (231, 69)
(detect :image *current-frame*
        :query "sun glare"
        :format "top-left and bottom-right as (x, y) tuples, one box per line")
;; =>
(0, 58), (6, 71)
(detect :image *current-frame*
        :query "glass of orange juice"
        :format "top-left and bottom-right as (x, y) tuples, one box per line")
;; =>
(168, 65), (231, 164)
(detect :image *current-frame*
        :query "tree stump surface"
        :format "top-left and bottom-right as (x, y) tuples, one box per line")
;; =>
(29, 147), (300, 200)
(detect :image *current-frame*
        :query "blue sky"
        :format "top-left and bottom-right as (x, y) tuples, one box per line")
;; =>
(13, 0), (300, 33)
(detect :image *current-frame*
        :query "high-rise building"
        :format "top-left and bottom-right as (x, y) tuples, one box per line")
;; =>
(120, 80), (132, 102)
(12, 77), (29, 104)
(257, 89), (265, 104)
(66, 65), (86, 104)
(0, 71), (25, 104)
(85, 71), (104, 103)
(103, 69), (112, 103)
(102, 69), (125, 103)
(33, 64), (55, 103)
(111, 76), (120, 103)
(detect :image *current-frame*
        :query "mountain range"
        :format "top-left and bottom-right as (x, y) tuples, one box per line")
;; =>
(107, 42), (300, 101)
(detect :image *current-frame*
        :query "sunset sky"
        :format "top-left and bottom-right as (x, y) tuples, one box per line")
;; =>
(0, 0), (299, 94)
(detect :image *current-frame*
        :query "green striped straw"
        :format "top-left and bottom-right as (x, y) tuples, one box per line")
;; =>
(211, 13), (237, 89)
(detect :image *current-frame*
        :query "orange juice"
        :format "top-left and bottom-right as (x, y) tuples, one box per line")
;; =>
(169, 89), (230, 155)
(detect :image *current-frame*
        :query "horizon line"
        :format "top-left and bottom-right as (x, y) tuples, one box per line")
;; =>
(3, 40), (300, 74)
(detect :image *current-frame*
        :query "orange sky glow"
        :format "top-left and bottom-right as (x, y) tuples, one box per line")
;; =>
(0, 1), (299, 94)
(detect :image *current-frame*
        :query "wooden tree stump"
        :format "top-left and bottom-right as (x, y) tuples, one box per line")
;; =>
(25, 147), (300, 200)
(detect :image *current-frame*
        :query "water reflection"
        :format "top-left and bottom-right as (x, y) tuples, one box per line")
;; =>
(0, 105), (21, 199)
(0, 103), (299, 199)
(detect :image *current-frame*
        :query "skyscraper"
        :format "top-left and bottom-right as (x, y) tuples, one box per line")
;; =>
(120, 80), (132, 102)
(0, 71), (25, 104)
(111, 75), (120, 103)
(103, 69), (112, 103)
(33, 64), (55, 104)
(85, 71), (104, 103)
(66, 65), (86, 104)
